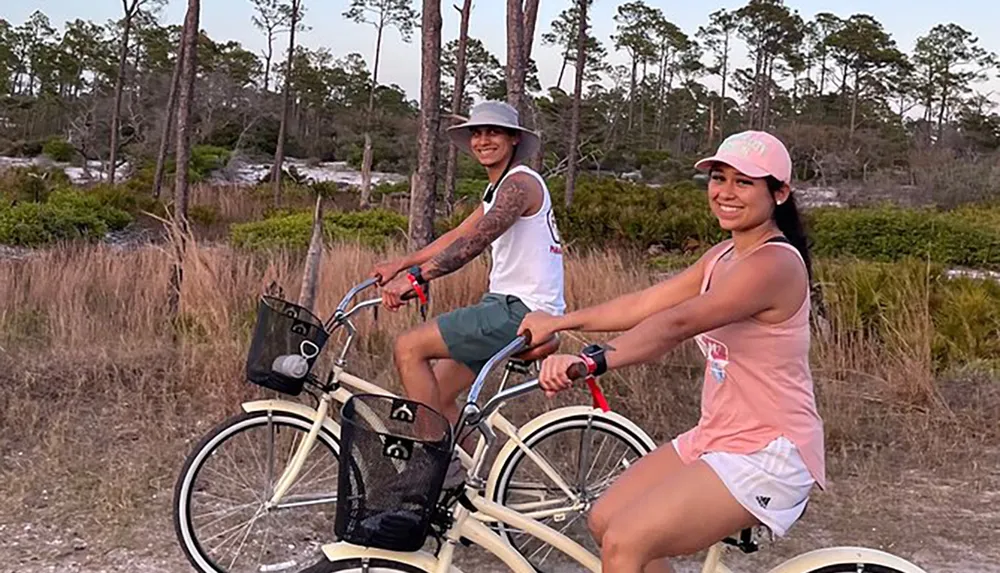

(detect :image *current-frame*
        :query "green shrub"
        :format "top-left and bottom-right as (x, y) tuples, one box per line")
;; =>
(190, 145), (231, 181)
(815, 257), (1000, 371)
(42, 137), (76, 162)
(230, 209), (407, 250)
(807, 206), (1000, 270)
(0, 189), (132, 247)
(189, 205), (221, 226)
(552, 177), (724, 250)
(931, 275), (1000, 368)
(0, 166), (72, 203)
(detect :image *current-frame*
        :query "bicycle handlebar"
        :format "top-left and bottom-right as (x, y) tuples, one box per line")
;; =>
(331, 275), (431, 326)
(473, 355), (590, 426)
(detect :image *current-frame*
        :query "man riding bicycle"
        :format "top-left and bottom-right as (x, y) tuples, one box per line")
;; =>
(371, 101), (565, 484)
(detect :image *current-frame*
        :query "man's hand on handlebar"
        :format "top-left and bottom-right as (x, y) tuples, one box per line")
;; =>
(371, 258), (404, 286)
(380, 273), (412, 311)
(538, 354), (588, 398)
(517, 311), (560, 346)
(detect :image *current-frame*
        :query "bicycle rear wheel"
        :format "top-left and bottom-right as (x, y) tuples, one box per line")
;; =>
(173, 411), (341, 573)
(489, 412), (654, 571)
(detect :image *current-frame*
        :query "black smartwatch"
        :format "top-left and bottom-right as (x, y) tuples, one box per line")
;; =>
(580, 343), (608, 377)
(407, 265), (425, 284)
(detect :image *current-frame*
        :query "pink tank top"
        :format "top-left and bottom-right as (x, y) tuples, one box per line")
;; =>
(674, 239), (827, 489)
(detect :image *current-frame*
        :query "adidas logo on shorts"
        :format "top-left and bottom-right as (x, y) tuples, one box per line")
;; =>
(755, 495), (771, 509)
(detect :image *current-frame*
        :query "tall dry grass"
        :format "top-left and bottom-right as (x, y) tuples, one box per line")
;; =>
(0, 240), (995, 542)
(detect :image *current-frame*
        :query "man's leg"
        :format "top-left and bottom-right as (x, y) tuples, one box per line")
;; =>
(392, 320), (454, 415)
(432, 358), (478, 453)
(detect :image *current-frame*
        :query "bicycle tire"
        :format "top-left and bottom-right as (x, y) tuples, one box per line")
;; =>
(299, 557), (431, 572)
(488, 412), (655, 570)
(173, 410), (342, 573)
(802, 565), (904, 573)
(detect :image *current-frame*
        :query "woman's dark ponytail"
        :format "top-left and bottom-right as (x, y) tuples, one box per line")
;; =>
(766, 176), (812, 281)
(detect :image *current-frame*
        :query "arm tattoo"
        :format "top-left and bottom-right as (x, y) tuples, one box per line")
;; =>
(423, 174), (535, 280)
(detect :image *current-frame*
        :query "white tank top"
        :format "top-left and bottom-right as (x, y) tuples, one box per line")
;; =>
(483, 165), (566, 316)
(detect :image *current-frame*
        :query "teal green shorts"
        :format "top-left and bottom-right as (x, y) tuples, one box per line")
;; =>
(437, 293), (530, 375)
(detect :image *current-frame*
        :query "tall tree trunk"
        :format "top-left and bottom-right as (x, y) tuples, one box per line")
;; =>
(272, 0), (300, 208)
(359, 23), (385, 209)
(263, 33), (273, 92)
(173, 1), (198, 223)
(521, 0), (542, 172)
(719, 33), (729, 130)
(168, 0), (200, 321)
(556, 52), (569, 90)
(564, 0), (588, 208)
(707, 100), (716, 147)
(627, 56), (637, 130)
(109, 0), (138, 186)
(849, 67), (859, 136)
(154, 38), (185, 200)
(505, 0), (526, 118)
(522, 0), (540, 63)
(444, 0), (472, 214)
(409, 0), (442, 249)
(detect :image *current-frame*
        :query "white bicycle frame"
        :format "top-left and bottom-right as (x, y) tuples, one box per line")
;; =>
(320, 371), (932, 573)
(245, 278), (652, 516)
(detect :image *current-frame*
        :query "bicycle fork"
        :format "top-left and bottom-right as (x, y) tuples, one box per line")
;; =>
(265, 393), (333, 508)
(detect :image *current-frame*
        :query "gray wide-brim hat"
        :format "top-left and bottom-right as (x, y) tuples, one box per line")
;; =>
(446, 101), (541, 165)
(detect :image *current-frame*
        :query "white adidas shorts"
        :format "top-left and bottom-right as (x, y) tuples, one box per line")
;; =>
(672, 435), (815, 537)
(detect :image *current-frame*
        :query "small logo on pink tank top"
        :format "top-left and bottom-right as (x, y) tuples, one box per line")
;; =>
(696, 335), (729, 382)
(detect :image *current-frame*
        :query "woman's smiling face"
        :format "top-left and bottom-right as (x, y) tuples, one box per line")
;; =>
(707, 163), (789, 232)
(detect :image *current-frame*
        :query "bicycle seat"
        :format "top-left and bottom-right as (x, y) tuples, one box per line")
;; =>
(512, 334), (561, 362)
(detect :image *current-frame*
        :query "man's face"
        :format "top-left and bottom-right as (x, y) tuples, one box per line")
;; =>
(469, 126), (520, 168)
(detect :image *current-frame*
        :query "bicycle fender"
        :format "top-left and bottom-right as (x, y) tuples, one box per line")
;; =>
(241, 399), (342, 439)
(484, 405), (656, 496)
(764, 546), (929, 573)
(320, 541), (463, 572)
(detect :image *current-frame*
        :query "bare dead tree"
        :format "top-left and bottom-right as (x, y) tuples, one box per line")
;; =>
(108, 0), (148, 185)
(564, 0), (589, 207)
(298, 193), (324, 311)
(443, 0), (472, 213)
(409, 0), (442, 249)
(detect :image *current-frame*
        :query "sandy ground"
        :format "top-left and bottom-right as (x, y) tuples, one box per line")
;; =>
(4, 456), (999, 573)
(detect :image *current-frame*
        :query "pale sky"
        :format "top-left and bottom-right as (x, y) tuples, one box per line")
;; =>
(6, 1), (1000, 102)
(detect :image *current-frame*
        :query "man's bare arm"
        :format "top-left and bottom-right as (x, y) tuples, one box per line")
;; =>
(421, 172), (538, 280)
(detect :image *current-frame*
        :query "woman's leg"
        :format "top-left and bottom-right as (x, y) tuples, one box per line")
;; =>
(599, 459), (759, 573)
(587, 441), (687, 545)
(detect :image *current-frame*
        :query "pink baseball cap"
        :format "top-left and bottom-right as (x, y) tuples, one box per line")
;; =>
(694, 130), (793, 184)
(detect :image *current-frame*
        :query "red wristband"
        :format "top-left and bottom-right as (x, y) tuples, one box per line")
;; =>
(579, 353), (598, 376)
(406, 273), (428, 304)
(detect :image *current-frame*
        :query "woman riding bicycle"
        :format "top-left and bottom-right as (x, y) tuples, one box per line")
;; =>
(518, 130), (826, 573)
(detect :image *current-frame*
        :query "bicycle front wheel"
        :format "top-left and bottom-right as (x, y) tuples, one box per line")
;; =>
(300, 557), (432, 572)
(802, 566), (904, 572)
(488, 412), (654, 570)
(173, 410), (341, 573)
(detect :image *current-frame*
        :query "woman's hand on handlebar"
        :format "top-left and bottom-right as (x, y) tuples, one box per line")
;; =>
(538, 354), (587, 398)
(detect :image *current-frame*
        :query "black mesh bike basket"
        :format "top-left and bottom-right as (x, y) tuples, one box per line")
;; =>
(245, 296), (330, 396)
(334, 394), (454, 552)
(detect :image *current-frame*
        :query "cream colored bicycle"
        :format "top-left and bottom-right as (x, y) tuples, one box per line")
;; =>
(172, 278), (656, 573)
(311, 349), (932, 573)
